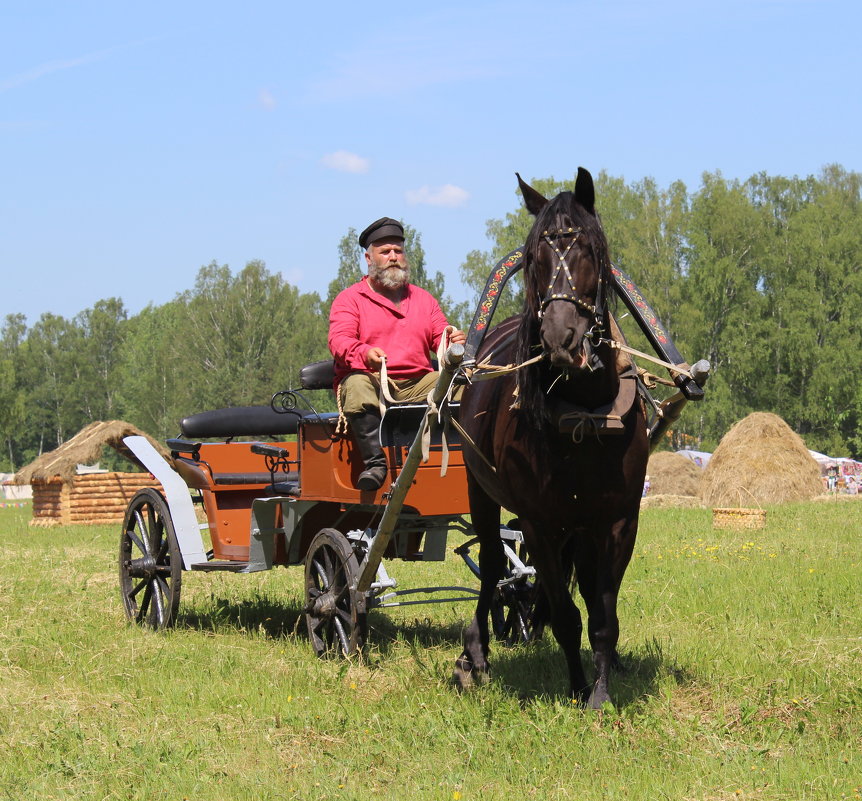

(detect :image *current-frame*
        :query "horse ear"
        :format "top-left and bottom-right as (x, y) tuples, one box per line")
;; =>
(516, 173), (548, 216)
(574, 167), (596, 215)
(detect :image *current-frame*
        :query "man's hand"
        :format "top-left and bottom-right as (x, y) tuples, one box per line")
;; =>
(446, 325), (467, 346)
(364, 347), (387, 370)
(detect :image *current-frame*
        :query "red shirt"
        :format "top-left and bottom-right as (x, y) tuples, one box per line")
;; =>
(329, 277), (450, 388)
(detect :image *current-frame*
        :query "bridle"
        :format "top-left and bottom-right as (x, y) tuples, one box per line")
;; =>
(537, 226), (606, 346)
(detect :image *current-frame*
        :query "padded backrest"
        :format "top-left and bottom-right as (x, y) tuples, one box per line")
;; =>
(299, 360), (336, 391)
(180, 405), (311, 439)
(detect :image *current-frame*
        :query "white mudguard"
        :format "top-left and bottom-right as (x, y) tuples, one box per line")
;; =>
(123, 435), (208, 569)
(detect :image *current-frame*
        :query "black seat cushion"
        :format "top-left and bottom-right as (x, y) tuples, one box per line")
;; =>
(180, 405), (310, 439)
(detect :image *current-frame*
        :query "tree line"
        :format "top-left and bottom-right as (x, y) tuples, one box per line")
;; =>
(1, 165), (859, 472)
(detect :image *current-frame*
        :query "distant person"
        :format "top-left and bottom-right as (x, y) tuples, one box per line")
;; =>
(826, 464), (838, 493)
(328, 217), (465, 490)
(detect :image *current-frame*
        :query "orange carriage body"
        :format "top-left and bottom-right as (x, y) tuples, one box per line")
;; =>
(175, 411), (469, 565)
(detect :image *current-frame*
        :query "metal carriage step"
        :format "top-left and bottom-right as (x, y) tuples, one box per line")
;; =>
(190, 560), (250, 572)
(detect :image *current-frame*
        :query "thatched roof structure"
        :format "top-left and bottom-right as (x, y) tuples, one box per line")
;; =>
(647, 451), (703, 497)
(14, 421), (170, 484)
(699, 412), (823, 507)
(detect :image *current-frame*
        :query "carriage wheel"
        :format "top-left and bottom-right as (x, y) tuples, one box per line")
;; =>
(490, 538), (544, 646)
(119, 488), (182, 630)
(304, 528), (367, 658)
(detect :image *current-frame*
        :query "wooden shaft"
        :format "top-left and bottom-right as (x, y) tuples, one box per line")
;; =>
(354, 344), (464, 593)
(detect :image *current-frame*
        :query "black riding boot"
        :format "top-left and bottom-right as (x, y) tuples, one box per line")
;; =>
(349, 413), (388, 491)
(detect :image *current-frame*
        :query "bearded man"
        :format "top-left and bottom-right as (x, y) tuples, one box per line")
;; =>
(328, 217), (466, 490)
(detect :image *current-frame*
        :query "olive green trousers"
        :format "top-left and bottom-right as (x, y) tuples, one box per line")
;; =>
(338, 371), (460, 416)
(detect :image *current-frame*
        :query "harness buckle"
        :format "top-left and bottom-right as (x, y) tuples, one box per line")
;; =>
(586, 323), (604, 347)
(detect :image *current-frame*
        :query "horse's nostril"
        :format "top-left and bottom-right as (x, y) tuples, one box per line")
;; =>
(562, 329), (575, 349)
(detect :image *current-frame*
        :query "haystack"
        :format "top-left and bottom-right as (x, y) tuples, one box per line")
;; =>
(699, 412), (822, 507)
(13, 421), (168, 527)
(647, 451), (703, 497)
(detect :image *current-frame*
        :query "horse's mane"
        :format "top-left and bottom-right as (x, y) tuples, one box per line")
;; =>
(514, 191), (613, 428)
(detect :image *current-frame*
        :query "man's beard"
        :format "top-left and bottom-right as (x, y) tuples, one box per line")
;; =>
(369, 260), (410, 290)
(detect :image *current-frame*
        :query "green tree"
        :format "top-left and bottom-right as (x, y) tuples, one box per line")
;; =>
(673, 172), (770, 443)
(75, 298), (128, 421)
(597, 175), (691, 336)
(0, 315), (28, 469)
(0, 357), (23, 471)
(325, 227), (364, 311)
(19, 313), (85, 454)
(115, 301), (189, 440)
(752, 166), (862, 452)
(173, 260), (329, 415)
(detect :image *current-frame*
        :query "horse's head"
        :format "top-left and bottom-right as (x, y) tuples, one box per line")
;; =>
(518, 168), (610, 374)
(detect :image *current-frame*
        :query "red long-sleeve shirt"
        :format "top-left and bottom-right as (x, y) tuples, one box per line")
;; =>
(328, 277), (450, 388)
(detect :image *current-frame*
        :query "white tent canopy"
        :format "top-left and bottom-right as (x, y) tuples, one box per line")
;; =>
(675, 449), (712, 468)
(1, 473), (32, 500)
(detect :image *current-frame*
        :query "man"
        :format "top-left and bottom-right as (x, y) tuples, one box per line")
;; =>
(328, 217), (466, 490)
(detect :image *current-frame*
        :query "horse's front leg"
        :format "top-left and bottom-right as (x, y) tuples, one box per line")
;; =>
(576, 517), (638, 708)
(453, 483), (503, 689)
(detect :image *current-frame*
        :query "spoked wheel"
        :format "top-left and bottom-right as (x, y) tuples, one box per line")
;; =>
(119, 488), (182, 630)
(304, 528), (367, 658)
(490, 537), (544, 646)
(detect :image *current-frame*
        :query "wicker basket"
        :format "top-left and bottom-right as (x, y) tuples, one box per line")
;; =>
(712, 507), (766, 530)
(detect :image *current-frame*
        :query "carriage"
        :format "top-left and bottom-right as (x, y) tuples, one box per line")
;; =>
(119, 184), (710, 678)
(119, 344), (533, 655)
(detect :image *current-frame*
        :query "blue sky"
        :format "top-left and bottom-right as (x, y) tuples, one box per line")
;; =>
(1, 0), (859, 326)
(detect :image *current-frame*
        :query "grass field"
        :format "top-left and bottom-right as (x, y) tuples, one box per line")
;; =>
(1, 500), (860, 800)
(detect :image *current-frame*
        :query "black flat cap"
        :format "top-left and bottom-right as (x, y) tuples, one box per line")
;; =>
(358, 217), (404, 249)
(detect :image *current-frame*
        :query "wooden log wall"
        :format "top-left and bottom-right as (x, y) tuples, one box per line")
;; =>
(31, 478), (69, 526)
(30, 472), (161, 526)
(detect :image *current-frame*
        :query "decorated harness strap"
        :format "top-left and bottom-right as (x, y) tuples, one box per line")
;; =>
(464, 248), (524, 363)
(463, 248), (703, 400)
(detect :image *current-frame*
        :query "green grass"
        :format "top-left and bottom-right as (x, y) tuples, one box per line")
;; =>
(1, 501), (860, 800)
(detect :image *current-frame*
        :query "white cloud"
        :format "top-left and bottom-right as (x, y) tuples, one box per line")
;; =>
(405, 184), (469, 208)
(0, 36), (165, 94)
(0, 53), (104, 93)
(257, 88), (276, 110)
(321, 150), (370, 174)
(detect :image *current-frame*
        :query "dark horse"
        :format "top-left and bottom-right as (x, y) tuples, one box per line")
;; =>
(454, 168), (649, 707)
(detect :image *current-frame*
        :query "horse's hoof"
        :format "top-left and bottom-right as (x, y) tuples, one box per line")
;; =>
(587, 686), (613, 710)
(452, 667), (473, 691)
(452, 657), (489, 691)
